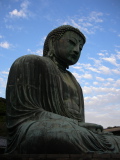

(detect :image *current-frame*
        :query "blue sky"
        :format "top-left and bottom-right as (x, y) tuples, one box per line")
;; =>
(0, 0), (120, 128)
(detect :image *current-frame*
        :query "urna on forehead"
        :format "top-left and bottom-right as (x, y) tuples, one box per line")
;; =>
(43, 25), (86, 56)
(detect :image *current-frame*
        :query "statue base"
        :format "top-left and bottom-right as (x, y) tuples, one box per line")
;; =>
(0, 153), (120, 160)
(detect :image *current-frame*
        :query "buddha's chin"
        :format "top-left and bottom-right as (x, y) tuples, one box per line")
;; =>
(67, 59), (78, 66)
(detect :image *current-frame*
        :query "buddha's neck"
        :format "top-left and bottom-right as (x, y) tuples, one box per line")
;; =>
(52, 56), (69, 72)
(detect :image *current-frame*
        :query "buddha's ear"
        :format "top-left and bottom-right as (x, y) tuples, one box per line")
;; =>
(48, 37), (55, 49)
(47, 38), (55, 58)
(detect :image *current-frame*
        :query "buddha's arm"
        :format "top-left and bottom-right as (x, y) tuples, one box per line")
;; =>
(36, 109), (79, 125)
(78, 122), (103, 134)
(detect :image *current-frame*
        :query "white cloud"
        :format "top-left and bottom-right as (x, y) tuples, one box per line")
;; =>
(85, 109), (120, 128)
(96, 77), (104, 81)
(9, 0), (30, 18)
(82, 73), (92, 79)
(115, 50), (120, 59)
(9, 9), (26, 18)
(102, 56), (118, 66)
(2, 71), (9, 75)
(83, 85), (120, 127)
(0, 41), (11, 49)
(107, 78), (114, 82)
(114, 79), (120, 87)
(36, 49), (43, 55)
(60, 11), (104, 35)
(6, 25), (23, 31)
(99, 65), (111, 74)
(88, 67), (100, 73)
(112, 69), (120, 74)
(0, 77), (7, 88)
(93, 81), (98, 85)
(97, 53), (104, 56)
(83, 86), (120, 95)
(72, 72), (81, 81)
(88, 11), (103, 23)
(39, 36), (46, 46)
(89, 58), (101, 66)
(0, 35), (3, 39)
(73, 72), (92, 81)
(27, 48), (43, 56)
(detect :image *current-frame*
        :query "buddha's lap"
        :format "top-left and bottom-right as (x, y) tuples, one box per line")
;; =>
(19, 120), (86, 153)
(19, 119), (120, 153)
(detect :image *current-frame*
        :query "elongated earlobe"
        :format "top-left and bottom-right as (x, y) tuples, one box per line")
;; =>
(47, 39), (55, 58)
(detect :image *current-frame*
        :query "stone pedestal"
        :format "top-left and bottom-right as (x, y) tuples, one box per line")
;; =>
(0, 153), (120, 160)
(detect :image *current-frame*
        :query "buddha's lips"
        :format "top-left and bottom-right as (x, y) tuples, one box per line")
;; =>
(71, 54), (78, 59)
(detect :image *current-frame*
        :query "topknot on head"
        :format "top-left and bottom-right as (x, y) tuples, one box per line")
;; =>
(43, 25), (86, 56)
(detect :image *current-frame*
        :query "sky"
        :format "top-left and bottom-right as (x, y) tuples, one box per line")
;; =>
(0, 0), (120, 128)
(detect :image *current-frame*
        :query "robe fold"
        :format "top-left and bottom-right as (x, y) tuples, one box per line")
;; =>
(6, 55), (120, 154)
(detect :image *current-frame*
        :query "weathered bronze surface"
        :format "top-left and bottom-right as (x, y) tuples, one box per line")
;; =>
(6, 25), (120, 154)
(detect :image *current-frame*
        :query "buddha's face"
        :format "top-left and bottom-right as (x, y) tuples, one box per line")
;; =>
(54, 31), (84, 65)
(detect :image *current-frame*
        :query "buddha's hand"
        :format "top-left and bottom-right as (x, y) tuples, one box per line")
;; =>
(78, 122), (103, 134)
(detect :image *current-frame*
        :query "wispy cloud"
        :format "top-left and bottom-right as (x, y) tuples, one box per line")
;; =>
(0, 69), (9, 97)
(27, 48), (43, 56)
(0, 41), (11, 49)
(72, 72), (92, 81)
(96, 77), (104, 82)
(9, 0), (30, 18)
(88, 11), (103, 23)
(102, 56), (119, 66)
(59, 11), (104, 35)
(0, 35), (3, 39)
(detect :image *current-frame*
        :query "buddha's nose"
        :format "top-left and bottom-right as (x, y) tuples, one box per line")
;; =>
(73, 44), (79, 55)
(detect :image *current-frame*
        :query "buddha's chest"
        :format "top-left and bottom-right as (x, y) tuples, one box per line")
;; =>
(60, 71), (80, 112)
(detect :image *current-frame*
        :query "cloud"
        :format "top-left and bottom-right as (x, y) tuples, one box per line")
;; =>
(0, 77), (7, 89)
(107, 78), (114, 82)
(96, 77), (104, 81)
(0, 35), (3, 39)
(93, 82), (98, 85)
(82, 73), (92, 79)
(27, 48), (43, 56)
(85, 109), (120, 128)
(83, 86), (120, 95)
(0, 69), (10, 97)
(89, 58), (101, 66)
(9, 0), (30, 18)
(97, 53), (104, 56)
(102, 56), (119, 66)
(1, 71), (9, 75)
(88, 11), (103, 23)
(0, 41), (11, 49)
(58, 11), (104, 35)
(99, 65), (111, 74)
(83, 84), (120, 127)
(72, 72), (92, 81)
(39, 36), (46, 46)
(112, 69), (120, 74)
(114, 79), (120, 87)
(9, 9), (26, 18)
(6, 25), (23, 31)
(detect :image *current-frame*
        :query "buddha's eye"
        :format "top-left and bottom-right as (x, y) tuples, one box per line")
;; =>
(68, 39), (76, 46)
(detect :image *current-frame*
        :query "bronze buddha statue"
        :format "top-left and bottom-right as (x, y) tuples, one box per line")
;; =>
(6, 25), (120, 154)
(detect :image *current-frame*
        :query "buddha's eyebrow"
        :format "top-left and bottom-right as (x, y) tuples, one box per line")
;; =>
(71, 37), (83, 42)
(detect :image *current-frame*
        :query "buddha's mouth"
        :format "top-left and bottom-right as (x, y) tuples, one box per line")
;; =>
(71, 54), (78, 59)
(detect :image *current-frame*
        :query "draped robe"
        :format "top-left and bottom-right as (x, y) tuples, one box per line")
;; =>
(6, 55), (120, 154)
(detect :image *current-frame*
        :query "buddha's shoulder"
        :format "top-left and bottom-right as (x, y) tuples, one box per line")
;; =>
(13, 54), (49, 65)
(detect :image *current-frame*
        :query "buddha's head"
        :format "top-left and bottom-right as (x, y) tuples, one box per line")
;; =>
(43, 25), (86, 66)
